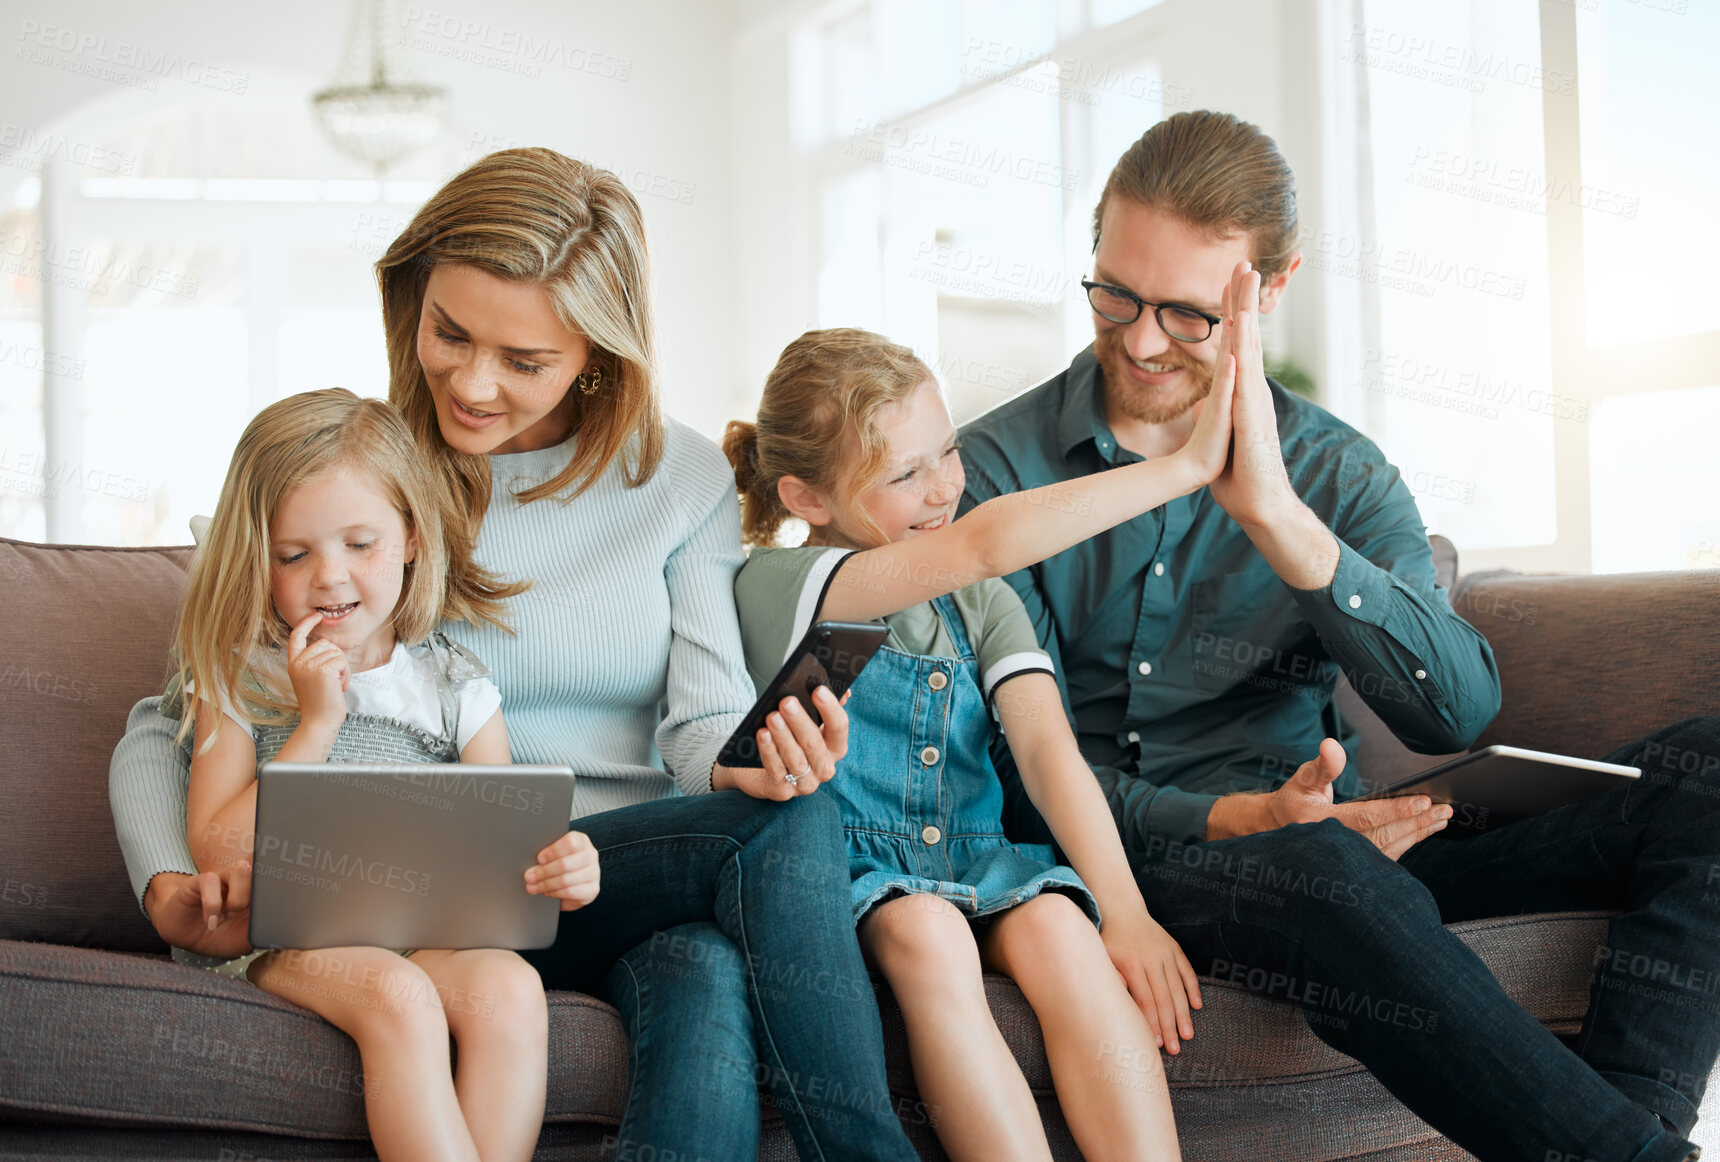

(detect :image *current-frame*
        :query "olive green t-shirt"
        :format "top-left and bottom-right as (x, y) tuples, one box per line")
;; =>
(734, 546), (1054, 714)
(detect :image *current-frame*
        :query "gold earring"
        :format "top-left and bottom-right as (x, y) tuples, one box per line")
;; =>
(577, 365), (603, 395)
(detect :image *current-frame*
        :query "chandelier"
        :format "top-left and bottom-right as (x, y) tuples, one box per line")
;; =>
(312, 0), (448, 172)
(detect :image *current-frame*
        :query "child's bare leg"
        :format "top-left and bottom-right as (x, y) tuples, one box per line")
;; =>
(980, 893), (1180, 1162)
(860, 894), (1051, 1162)
(409, 950), (548, 1162)
(249, 947), (479, 1162)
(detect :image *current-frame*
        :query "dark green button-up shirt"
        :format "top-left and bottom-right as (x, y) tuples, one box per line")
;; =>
(957, 345), (1501, 851)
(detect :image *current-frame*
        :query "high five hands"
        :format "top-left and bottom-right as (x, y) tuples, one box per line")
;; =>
(1203, 261), (1295, 528)
(1198, 260), (1342, 591)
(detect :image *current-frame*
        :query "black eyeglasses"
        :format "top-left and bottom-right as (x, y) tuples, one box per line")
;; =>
(1081, 280), (1222, 343)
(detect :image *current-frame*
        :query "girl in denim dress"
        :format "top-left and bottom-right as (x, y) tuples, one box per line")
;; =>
(725, 328), (1240, 1161)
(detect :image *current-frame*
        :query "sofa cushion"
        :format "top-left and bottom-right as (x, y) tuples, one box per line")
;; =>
(0, 913), (1607, 1142)
(0, 539), (195, 953)
(872, 910), (1610, 1102)
(0, 941), (627, 1136)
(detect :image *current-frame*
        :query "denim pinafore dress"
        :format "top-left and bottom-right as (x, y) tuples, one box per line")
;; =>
(835, 592), (1100, 928)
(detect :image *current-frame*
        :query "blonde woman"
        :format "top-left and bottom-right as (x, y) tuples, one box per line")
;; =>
(110, 151), (917, 1162)
(169, 388), (551, 1160)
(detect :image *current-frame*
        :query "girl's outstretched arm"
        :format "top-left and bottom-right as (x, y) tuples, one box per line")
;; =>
(994, 671), (1204, 1054)
(817, 354), (1237, 624)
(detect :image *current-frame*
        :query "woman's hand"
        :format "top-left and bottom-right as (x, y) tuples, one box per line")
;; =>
(285, 611), (350, 731)
(1102, 907), (1204, 1055)
(711, 687), (849, 801)
(526, 830), (601, 910)
(146, 866), (255, 959)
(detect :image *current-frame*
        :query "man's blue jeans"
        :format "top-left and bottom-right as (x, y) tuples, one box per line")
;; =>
(522, 789), (914, 1162)
(1127, 716), (1719, 1162)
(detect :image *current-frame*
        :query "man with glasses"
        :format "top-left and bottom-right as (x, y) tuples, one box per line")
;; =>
(958, 110), (1713, 1162)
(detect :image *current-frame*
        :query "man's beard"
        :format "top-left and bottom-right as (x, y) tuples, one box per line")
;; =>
(1094, 328), (1215, 424)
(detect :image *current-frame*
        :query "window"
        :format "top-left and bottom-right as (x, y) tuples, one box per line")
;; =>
(1336, 0), (1712, 572)
(0, 88), (453, 546)
(800, 0), (1176, 424)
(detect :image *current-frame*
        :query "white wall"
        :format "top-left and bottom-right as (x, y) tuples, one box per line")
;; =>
(0, 0), (748, 441)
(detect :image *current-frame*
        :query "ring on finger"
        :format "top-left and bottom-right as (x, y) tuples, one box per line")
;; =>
(783, 766), (810, 786)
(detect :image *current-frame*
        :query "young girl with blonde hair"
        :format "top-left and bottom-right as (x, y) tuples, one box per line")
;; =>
(725, 326), (1240, 1161)
(173, 387), (561, 1162)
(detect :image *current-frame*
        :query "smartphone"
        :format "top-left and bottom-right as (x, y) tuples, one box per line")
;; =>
(716, 620), (891, 768)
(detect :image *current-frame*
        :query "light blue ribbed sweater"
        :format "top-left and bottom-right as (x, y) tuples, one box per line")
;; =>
(448, 419), (755, 812)
(108, 418), (756, 905)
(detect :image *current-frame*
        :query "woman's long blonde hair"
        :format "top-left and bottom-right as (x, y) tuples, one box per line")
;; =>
(376, 149), (665, 569)
(723, 328), (932, 548)
(171, 389), (521, 746)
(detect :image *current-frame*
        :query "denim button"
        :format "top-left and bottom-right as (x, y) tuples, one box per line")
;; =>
(1127, 730), (1140, 744)
(921, 825), (942, 845)
(928, 670), (948, 691)
(920, 745), (940, 766)
(1136, 661), (1153, 676)
(1153, 562), (1165, 577)
(1348, 593), (1363, 609)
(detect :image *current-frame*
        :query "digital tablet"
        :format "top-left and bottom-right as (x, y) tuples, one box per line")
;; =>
(249, 763), (576, 950)
(1355, 745), (1639, 838)
(717, 620), (890, 768)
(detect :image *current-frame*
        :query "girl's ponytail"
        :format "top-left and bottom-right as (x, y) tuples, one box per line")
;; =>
(723, 419), (794, 548)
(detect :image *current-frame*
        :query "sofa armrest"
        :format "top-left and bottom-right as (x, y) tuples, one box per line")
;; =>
(1454, 568), (1720, 761)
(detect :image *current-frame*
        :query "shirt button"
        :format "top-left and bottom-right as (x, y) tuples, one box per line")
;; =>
(1348, 594), (1363, 609)
(1414, 669), (1428, 680)
(927, 670), (948, 691)
(1137, 661), (1153, 676)
(921, 825), (942, 845)
(1153, 562), (1165, 577)
(1126, 730), (1140, 744)
(920, 745), (940, 766)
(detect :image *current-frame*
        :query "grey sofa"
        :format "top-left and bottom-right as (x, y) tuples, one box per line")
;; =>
(2, 534), (1717, 1160)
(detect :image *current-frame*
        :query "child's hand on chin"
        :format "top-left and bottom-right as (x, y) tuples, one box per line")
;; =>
(285, 611), (351, 730)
